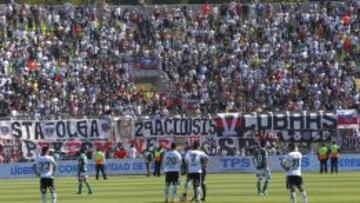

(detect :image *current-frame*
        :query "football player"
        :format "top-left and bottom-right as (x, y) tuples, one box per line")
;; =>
(181, 141), (208, 203)
(281, 143), (308, 203)
(252, 141), (271, 196)
(163, 142), (182, 203)
(77, 148), (93, 195)
(32, 146), (57, 203)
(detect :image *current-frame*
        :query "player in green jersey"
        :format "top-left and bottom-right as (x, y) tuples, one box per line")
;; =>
(77, 148), (93, 195)
(252, 141), (271, 196)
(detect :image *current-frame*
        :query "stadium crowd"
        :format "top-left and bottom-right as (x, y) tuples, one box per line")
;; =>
(0, 1), (358, 119)
(0, 1), (359, 162)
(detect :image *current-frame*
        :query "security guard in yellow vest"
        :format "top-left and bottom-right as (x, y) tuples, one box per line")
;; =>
(153, 146), (163, 177)
(95, 148), (107, 180)
(330, 141), (340, 174)
(317, 143), (329, 174)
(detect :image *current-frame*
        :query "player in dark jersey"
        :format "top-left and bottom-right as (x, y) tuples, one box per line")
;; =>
(200, 154), (207, 201)
(77, 148), (93, 195)
(252, 142), (271, 196)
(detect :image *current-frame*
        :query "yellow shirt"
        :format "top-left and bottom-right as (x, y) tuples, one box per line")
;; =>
(95, 151), (105, 165)
(318, 147), (328, 160)
(330, 145), (340, 158)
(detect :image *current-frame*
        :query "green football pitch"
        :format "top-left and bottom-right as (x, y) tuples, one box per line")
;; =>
(0, 172), (359, 203)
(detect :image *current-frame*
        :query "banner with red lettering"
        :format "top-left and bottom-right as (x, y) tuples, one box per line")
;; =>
(21, 140), (114, 159)
(0, 110), (358, 160)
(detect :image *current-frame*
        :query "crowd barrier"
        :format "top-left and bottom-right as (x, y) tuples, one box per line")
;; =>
(1, 154), (360, 179)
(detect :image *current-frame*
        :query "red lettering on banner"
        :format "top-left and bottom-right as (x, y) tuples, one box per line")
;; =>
(65, 141), (82, 156)
(37, 141), (50, 148)
(186, 136), (200, 146)
(93, 141), (113, 152)
(159, 137), (172, 150)
(129, 138), (145, 152)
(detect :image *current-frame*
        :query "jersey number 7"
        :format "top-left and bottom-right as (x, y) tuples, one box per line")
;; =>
(292, 159), (300, 169)
(191, 154), (197, 163)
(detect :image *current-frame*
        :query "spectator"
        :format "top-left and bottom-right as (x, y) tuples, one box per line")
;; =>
(128, 144), (137, 159)
(113, 146), (128, 159)
(0, 153), (4, 164)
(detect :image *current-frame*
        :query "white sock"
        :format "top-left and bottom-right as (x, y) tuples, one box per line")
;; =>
(41, 193), (47, 203)
(301, 191), (308, 203)
(51, 192), (57, 203)
(164, 185), (170, 201)
(195, 186), (202, 201)
(291, 192), (297, 203)
(171, 185), (177, 200)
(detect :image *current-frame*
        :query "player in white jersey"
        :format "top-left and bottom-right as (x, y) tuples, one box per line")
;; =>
(163, 142), (182, 203)
(181, 141), (208, 203)
(32, 146), (57, 203)
(280, 143), (308, 203)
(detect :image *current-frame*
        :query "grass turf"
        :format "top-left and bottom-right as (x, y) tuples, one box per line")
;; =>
(0, 172), (359, 203)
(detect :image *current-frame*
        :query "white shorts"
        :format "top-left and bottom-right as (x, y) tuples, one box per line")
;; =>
(256, 168), (271, 180)
(78, 172), (88, 181)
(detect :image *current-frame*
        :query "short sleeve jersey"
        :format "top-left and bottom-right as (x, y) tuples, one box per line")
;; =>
(284, 151), (302, 177)
(34, 155), (56, 178)
(185, 150), (208, 173)
(78, 153), (88, 173)
(163, 150), (182, 172)
(253, 148), (268, 170)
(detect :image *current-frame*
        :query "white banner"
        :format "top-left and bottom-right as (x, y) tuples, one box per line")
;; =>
(133, 118), (216, 138)
(1, 154), (359, 179)
(0, 119), (112, 140)
(0, 110), (358, 141)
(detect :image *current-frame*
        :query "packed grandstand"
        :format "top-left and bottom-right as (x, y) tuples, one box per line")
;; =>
(0, 0), (359, 164)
